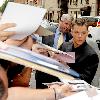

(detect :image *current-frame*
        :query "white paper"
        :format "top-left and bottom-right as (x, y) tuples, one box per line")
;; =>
(0, 2), (47, 40)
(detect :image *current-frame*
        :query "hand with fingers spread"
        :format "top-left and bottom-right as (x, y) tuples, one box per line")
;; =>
(0, 23), (30, 46)
(32, 43), (50, 56)
(0, 23), (16, 41)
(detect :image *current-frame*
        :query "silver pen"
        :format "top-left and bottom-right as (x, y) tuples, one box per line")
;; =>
(42, 82), (64, 86)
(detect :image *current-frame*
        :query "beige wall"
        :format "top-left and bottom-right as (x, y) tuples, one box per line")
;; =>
(13, 0), (60, 22)
(15, 0), (26, 3)
(44, 0), (58, 9)
(68, 0), (97, 18)
(44, 0), (60, 22)
(90, 0), (97, 16)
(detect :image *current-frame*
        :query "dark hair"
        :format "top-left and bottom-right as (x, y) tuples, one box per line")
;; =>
(0, 59), (11, 71)
(0, 79), (6, 99)
(72, 18), (88, 30)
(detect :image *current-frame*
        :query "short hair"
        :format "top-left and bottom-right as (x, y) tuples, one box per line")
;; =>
(61, 14), (74, 22)
(72, 18), (88, 29)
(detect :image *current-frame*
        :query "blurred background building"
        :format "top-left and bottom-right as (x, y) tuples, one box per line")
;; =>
(2, 0), (100, 21)
(68, 0), (98, 19)
(13, 0), (62, 22)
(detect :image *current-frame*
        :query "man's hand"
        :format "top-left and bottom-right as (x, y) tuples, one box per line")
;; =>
(50, 84), (74, 99)
(4, 38), (27, 46)
(32, 43), (50, 56)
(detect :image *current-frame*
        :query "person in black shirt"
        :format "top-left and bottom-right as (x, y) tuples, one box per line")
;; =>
(59, 18), (99, 84)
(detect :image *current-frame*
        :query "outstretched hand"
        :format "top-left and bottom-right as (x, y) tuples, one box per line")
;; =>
(0, 23), (16, 41)
(49, 84), (75, 99)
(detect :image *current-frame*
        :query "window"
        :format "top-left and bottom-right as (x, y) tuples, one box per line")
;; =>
(73, 0), (78, 6)
(78, 11), (81, 14)
(81, 0), (82, 4)
(71, 11), (72, 14)
(85, 0), (89, 4)
(74, 11), (76, 14)
(70, 0), (72, 5)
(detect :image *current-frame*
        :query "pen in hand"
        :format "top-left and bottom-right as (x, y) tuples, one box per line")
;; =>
(42, 82), (64, 87)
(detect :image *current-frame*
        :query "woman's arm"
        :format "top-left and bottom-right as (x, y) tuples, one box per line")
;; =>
(7, 84), (73, 100)
(8, 87), (56, 100)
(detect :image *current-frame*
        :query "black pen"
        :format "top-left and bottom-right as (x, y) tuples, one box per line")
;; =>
(68, 82), (84, 85)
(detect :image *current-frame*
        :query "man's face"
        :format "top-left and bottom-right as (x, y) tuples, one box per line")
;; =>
(59, 20), (72, 33)
(71, 25), (88, 48)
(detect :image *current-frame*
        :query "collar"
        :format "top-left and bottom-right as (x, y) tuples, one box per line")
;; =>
(72, 41), (87, 51)
(56, 28), (61, 35)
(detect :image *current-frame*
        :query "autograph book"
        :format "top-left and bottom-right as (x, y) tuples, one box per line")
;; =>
(0, 41), (80, 80)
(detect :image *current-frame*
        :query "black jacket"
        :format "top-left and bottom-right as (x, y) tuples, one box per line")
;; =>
(59, 41), (99, 84)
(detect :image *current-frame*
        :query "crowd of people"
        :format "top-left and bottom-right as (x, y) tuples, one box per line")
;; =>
(0, 23), (74, 100)
(0, 13), (99, 100)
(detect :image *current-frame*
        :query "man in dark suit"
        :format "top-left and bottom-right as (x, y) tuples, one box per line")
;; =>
(42, 14), (73, 49)
(36, 14), (74, 88)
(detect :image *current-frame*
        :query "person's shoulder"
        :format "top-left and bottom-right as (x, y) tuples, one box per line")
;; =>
(85, 43), (98, 56)
(42, 34), (55, 39)
(48, 24), (58, 33)
(60, 41), (73, 52)
(83, 43), (99, 63)
(62, 41), (72, 46)
(42, 34), (55, 46)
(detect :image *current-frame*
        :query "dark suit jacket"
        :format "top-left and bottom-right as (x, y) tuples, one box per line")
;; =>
(42, 32), (72, 47)
(42, 34), (55, 47)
